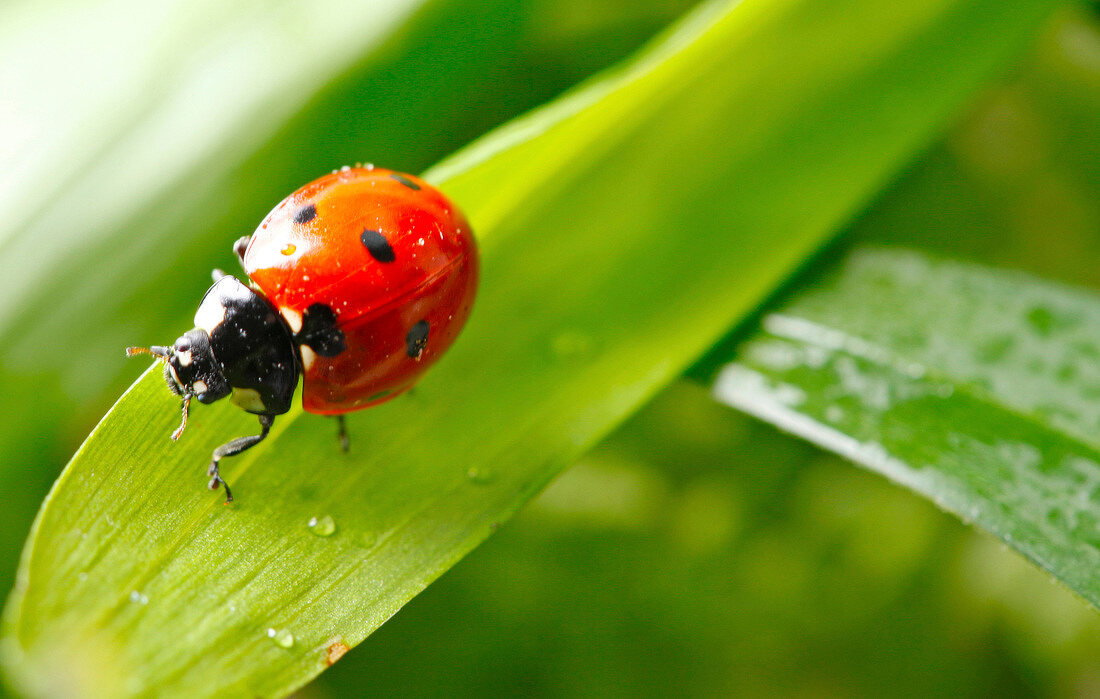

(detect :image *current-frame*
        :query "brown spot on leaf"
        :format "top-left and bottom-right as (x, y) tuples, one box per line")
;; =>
(326, 639), (350, 666)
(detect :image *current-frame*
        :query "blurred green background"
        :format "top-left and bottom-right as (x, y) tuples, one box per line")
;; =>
(1, 0), (1099, 695)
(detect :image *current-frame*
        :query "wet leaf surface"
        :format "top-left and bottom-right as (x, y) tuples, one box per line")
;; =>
(706, 247), (1100, 607)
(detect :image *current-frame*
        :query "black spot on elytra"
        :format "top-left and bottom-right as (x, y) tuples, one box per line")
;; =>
(295, 303), (346, 357)
(293, 203), (317, 225)
(406, 320), (429, 358)
(389, 173), (421, 190)
(360, 229), (396, 263)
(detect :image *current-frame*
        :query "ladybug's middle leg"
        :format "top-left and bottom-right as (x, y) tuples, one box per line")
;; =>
(334, 415), (350, 453)
(207, 413), (275, 503)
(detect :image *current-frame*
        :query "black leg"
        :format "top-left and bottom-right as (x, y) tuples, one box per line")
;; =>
(207, 413), (274, 503)
(335, 415), (349, 453)
(234, 236), (251, 267)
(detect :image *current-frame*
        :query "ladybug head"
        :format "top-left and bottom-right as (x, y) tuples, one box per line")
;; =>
(165, 330), (232, 404)
(127, 329), (232, 440)
(128, 330), (231, 404)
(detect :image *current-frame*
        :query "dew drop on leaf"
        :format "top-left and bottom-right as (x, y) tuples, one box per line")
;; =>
(550, 330), (593, 359)
(466, 467), (494, 485)
(307, 515), (336, 537)
(266, 628), (295, 648)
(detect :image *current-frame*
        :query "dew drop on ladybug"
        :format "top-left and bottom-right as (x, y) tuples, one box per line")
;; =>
(127, 167), (478, 502)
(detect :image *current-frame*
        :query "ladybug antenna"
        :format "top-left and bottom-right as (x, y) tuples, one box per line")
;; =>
(126, 345), (171, 360)
(172, 394), (192, 441)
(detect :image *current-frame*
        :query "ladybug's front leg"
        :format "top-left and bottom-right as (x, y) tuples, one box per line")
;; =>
(207, 413), (275, 503)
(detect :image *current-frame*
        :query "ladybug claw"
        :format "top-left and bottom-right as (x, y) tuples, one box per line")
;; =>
(207, 475), (234, 504)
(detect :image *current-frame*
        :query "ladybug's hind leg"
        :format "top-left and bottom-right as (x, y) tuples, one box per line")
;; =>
(207, 413), (275, 503)
(334, 415), (350, 453)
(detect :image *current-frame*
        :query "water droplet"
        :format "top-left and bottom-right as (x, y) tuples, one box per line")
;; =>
(550, 330), (592, 359)
(308, 515), (336, 537)
(466, 467), (494, 485)
(267, 628), (295, 648)
(281, 243), (296, 256)
(360, 530), (378, 548)
(129, 590), (149, 605)
(77, 572), (88, 582)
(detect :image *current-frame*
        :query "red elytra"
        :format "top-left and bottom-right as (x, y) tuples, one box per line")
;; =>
(241, 166), (478, 414)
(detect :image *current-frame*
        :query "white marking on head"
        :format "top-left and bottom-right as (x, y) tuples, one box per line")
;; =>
(231, 388), (266, 412)
(176, 349), (193, 367)
(300, 345), (317, 371)
(192, 380), (208, 394)
(194, 302), (227, 335)
(167, 363), (183, 388)
(280, 307), (303, 333)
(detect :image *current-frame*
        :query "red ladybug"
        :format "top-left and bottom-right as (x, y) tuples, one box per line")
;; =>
(128, 166), (478, 502)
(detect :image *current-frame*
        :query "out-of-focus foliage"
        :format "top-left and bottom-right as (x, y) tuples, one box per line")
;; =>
(848, 5), (1100, 286)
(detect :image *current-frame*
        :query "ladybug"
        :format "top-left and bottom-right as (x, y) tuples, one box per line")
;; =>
(127, 166), (478, 502)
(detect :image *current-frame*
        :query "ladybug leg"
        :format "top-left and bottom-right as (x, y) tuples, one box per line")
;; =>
(207, 413), (275, 503)
(171, 394), (192, 441)
(234, 236), (251, 267)
(334, 415), (350, 453)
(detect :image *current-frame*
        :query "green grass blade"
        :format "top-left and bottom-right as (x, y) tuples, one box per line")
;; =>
(705, 247), (1100, 608)
(3, 0), (1058, 696)
(0, 0), (696, 603)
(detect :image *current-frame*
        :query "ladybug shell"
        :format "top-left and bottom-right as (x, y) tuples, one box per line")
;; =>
(240, 167), (478, 415)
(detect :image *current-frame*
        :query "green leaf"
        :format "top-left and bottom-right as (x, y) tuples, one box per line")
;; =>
(703, 247), (1100, 608)
(3, 0), (1058, 696)
(0, 0), (698, 601)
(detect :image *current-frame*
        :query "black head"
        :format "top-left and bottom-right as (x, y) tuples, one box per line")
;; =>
(159, 330), (232, 404)
(128, 274), (301, 439)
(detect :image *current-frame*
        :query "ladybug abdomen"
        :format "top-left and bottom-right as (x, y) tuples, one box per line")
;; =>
(301, 253), (477, 414)
(240, 167), (478, 415)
